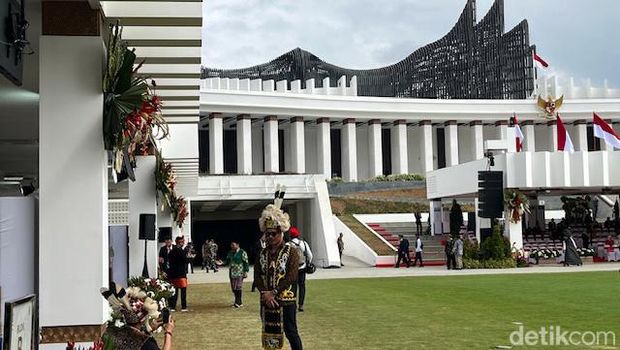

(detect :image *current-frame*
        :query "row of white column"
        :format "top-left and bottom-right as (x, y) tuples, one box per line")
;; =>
(206, 115), (493, 180)
(206, 116), (615, 181)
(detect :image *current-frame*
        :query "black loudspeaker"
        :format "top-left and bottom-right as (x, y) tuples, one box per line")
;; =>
(139, 214), (156, 240)
(478, 171), (503, 219)
(480, 228), (493, 242)
(158, 227), (172, 243)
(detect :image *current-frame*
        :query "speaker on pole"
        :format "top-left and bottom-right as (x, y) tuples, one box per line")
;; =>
(139, 214), (156, 240)
(478, 171), (503, 219)
(158, 227), (172, 243)
(139, 213), (156, 278)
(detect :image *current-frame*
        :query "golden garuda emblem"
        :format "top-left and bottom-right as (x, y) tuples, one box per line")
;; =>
(537, 95), (563, 119)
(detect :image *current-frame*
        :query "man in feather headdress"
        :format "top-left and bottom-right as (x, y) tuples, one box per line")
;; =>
(254, 186), (303, 350)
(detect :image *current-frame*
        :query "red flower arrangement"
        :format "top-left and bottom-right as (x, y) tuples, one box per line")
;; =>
(171, 196), (189, 229)
(504, 189), (530, 223)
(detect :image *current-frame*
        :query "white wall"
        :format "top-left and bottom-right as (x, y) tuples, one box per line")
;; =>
(251, 124), (263, 173)
(534, 124), (550, 151)
(0, 197), (36, 325)
(310, 178), (340, 267)
(39, 36), (108, 327)
(158, 123), (198, 159)
(332, 216), (375, 266)
(128, 156), (159, 277)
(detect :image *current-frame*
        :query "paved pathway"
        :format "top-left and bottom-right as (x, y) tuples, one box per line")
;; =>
(188, 255), (620, 285)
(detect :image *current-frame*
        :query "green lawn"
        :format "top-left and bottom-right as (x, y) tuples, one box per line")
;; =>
(166, 272), (620, 349)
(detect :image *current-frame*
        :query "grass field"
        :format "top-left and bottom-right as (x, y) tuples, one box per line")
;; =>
(164, 272), (620, 349)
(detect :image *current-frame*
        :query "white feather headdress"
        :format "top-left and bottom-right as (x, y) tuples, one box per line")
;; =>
(258, 184), (290, 232)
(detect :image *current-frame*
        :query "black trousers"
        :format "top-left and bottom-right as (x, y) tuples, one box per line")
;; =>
(395, 251), (410, 267)
(233, 289), (243, 305)
(169, 287), (187, 310)
(446, 254), (456, 269)
(282, 304), (303, 350)
(291, 269), (307, 307)
(412, 251), (423, 266)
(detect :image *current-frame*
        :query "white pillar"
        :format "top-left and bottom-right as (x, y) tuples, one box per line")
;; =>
(419, 120), (434, 173)
(264, 116), (279, 172)
(548, 120), (558, 151)
(522, 121), (536, 151)
(429, 200), (441, 236)
(391, 120), (408, 174)
(341, 118), (358, 181)
(208, 113), (223, 174)
(574, 120), (588, 151)
(496, 120), (508, 141)
(39, 36), (108, 330)
(469, 121), (484, 160)
(289, 117), (305, 173)
(236, 114), (252, 174)
(444, 120), (459, 166)
(316, 118), (332, 179)
(128, 156), (159, 278)
(504, 217), (524, 250)
(368, 119), (383, 177)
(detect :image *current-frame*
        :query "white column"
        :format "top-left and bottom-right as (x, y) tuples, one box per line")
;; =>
(504, 217), (524, 250)
(368, 119), (383, 177)
(496, 121), (508, 141)
(128, 156), (159, 278)
(39, 36), (108, 329)
(289, 117), (305, 173)
(574, 120), (588, 151)
(444, 120), (459, 166)
(263, 116), (279, 172)
(316, 118), (332, 179)
(391, 120), (408, 174)
(341, 119), (358, 181)
(236, 114), (252, 174)
(548, 121), (558, 151)
(429, 200), (442, 236)
(522, 121), (536, 151)
(419, 120), (434, 173)
(208, 113), (223, 174)
(470, 121), (484, 160)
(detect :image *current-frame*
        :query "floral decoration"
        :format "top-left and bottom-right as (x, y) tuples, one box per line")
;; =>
(504, 189), (530, 223)
(103, 23), (169, 180)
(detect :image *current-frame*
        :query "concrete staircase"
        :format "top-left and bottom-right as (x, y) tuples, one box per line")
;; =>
(367, 222), (446, 266)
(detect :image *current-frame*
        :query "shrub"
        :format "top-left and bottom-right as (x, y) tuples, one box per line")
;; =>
(464, 257), (516, 269)
(366, 173), (425, 182)
(480, 225), (511, 260)
(463, 238), (480, 260)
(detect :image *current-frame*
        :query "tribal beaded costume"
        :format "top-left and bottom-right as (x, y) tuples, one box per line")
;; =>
(260, 243), (295, 349)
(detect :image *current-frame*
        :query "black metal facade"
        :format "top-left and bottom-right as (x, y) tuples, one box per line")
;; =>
(202, 0), (534, 100)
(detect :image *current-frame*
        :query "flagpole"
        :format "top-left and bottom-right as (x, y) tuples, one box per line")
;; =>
(532, 48), (539, 98)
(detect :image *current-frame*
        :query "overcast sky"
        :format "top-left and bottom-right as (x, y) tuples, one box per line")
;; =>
(203, 0), (620, 87)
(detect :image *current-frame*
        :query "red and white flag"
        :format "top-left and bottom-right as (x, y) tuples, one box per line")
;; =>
(593, 112), (620, 149)
(533, 52), (549, 69)
(556, 114), (574, 152)
(512, 114), (524, 152)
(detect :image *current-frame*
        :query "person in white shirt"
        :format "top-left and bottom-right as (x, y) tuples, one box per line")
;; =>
(290, 226), (313, 312)
(412, 234), (424, 267)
